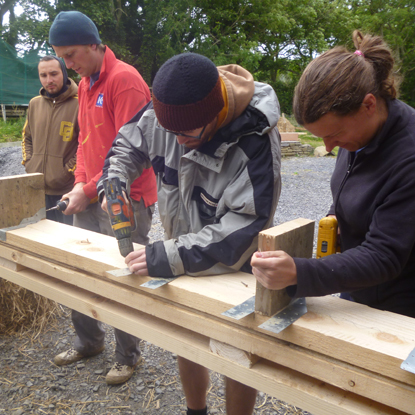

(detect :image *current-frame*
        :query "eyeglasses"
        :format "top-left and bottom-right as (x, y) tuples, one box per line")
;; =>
(156, 122), (206, 140)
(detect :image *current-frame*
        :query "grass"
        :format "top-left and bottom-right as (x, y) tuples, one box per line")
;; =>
(298, 131), (339, 156)
(0, 117), (25, 143)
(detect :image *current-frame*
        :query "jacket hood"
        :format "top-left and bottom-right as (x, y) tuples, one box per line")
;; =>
(218, 64), (255, 127)
(40, 77), (78, 101)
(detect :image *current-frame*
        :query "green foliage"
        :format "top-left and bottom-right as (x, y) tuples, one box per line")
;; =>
(345, 0), (415, 107)
(1, 1), (415, 109)
(0, 116), (25, 142)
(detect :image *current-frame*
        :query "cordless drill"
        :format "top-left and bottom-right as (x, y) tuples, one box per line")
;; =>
(316, 216), (339, 258)
(102, 177), (136, 257)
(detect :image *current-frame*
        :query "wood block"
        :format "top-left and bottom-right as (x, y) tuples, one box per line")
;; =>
(0, 173), (45, 228)
(255, 218), (314, 316)
(209, 338), (261, 368)
(0, 256), (26, 271)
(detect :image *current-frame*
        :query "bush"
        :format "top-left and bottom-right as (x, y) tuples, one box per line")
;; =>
(0, 117), (25, 143)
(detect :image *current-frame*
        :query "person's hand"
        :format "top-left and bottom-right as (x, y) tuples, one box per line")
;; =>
(125, 248), (148, 276)
(101, 190), (129, 214)
(62, 183), (90, 215)
(251, 250), (297, 290)
(101, 195), (108, 213)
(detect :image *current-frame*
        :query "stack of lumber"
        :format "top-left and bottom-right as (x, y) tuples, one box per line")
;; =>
(1, 174), (414, 415)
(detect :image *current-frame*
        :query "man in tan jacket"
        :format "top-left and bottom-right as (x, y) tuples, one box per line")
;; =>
(22, 55), (79, 224)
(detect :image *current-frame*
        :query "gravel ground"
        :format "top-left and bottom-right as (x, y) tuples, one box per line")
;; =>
(0, 145), (336, 415)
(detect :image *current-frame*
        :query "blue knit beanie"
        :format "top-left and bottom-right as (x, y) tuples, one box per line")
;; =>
(49, 11), (101, 46)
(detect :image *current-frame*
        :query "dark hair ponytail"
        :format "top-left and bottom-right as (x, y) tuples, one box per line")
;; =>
(293, 30), (400, 125)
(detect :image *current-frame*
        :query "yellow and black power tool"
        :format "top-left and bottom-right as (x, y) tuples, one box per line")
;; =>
(102, 177), (136, 257)
(316, 216), (339, 258)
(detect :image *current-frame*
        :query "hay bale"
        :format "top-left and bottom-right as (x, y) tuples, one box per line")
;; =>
(0, 279), (64, 335)
(277, 113), (297, 133)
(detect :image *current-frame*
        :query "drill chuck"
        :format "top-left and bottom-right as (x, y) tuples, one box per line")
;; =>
(56, 199), (69, 211)
(118, 238), (134, 258)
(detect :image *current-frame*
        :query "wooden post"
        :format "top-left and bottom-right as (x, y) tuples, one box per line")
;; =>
(255, 218), (314, 316)
(0, 173), (45, 228)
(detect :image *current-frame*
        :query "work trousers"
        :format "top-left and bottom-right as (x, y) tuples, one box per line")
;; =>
(71, 198), (154, 366)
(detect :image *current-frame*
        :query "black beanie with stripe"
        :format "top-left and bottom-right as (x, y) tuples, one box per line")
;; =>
(152, 53), (224, 132)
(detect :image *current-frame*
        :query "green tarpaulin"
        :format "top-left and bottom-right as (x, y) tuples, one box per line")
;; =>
(0, 40), (54, 106)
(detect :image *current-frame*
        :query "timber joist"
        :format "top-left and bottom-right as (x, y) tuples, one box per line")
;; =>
(0, 219), (414, 415)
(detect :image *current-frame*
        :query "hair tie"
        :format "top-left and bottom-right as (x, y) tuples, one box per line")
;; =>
(354, 50), (365, 57)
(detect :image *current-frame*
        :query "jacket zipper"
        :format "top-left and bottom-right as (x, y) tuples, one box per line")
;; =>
(43, 99), (56, 177)
(334, 151), (357, 211)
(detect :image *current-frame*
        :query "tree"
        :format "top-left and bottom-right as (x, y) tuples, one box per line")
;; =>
(2, 1), (414, 109)
(346, 0), (415, 106)
(0, 0), (19, 45)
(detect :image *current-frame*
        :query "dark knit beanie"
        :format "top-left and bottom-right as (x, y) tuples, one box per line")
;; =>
(152, 53), (224, 132)
(49, 11), (101, 46)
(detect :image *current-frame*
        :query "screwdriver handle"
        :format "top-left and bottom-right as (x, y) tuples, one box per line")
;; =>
(56, 199), (69, 212)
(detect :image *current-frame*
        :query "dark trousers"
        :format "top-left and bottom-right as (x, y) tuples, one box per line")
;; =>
(70, 199), (154, 365)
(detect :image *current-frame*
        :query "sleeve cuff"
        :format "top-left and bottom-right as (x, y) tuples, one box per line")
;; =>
(146, 242), (175, 278)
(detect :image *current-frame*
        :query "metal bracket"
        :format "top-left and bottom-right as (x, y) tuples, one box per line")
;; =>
(222, 296), (255, 320)
(0, 208), (45, 241)
(106, 267), (178, 289)
(401, 347), (415, 374)
(140, 277), (178, 289)
(106, 267), (133, 278)
(259, 297), (307, 334)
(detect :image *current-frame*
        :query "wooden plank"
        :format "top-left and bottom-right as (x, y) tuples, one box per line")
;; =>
(5, 219), (129, 275)
(0, 265), (408, 415)
(0, 173), (45, 228)
(0, 244), (414, 414)
(255, 218), (314, 315)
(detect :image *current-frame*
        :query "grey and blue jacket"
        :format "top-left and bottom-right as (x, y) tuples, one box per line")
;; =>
(98, 66), (281, 278)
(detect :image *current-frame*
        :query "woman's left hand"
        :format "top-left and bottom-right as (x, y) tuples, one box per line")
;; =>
(125, 248), (149, 276)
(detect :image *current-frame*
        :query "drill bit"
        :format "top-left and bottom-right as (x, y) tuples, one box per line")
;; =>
(46, 199), (69, 212)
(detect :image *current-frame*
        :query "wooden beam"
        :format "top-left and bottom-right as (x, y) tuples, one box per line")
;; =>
(0, 173), (45, 228)
(0, 265), (408, 415)
(1, 241), (415, 414)
(1, 226), (414, 385)
(255, 218), (314, 315)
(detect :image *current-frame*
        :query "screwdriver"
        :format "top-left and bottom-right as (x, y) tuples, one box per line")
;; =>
(46, 199), (69, 212)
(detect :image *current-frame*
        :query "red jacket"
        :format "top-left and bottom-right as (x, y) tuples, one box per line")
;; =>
(76, 46), (157, 206)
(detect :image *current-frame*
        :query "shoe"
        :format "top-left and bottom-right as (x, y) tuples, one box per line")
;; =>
(105, 356), (142, 385)
(54, 346), (105, 366)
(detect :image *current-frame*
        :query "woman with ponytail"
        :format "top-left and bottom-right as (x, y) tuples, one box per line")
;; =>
(252, 31), (415, 318)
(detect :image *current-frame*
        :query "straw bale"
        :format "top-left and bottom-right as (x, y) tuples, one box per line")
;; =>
(0, 279), (63, 335)
(277, 113), (297, 132)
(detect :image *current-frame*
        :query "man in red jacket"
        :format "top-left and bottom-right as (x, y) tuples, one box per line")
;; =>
(49, 11), (157, 385)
